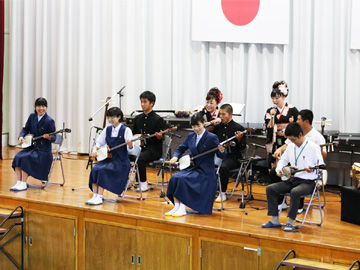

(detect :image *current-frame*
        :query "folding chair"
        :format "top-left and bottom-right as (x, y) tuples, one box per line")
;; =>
(0, 206), (24, 270)
(103, 145), (142, 203)
(278, 170), (324, 229)
(319, 169), (327, 208)
(47, 133), (66, 186)
(148, 134), (173, 189)
(213, 155), (224, 211)
(28, 133), (66, 189)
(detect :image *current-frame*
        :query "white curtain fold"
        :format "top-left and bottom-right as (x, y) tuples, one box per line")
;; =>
(8, 0), (360, 153)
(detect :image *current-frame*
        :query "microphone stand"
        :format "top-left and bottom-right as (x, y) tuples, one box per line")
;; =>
(88, 86), (125, 121)
(85, 87), (125, 170)
(118, 87), (125, 109)
(73, 126), (104, 191)
(85, 126), (103, 170)
(74, 88), (124, 191)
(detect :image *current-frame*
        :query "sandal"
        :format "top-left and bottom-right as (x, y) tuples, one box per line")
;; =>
(283, 223), (294, 232)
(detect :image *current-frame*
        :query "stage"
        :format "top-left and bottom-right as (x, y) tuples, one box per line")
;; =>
(0, 146), (359, 270)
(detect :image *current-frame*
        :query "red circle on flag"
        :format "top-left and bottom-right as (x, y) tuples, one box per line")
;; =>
(221, 0), (260, 26)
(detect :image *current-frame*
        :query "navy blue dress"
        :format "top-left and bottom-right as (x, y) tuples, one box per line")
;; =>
(166, 130), (225, 214)
(12, 113), (56, 181)
(89, 125), (131, 195)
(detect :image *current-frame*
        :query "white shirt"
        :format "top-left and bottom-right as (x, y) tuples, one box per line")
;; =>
(196, 130), (206, 146)
(285, 127), (326, 152)
(276, 138), (324, 180)
(37, 114), (45, 122)
(96, 124), (134, 153)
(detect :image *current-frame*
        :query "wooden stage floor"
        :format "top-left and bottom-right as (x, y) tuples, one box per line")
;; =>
(1, 146), (360, 269)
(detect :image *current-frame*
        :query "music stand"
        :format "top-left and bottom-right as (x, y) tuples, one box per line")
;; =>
(225, 143), (265, 213)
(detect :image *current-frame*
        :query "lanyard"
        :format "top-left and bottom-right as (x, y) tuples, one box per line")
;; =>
(294, 141), (308, 166)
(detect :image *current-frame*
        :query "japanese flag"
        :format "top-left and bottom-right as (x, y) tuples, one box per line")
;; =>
(192, 0), (289, 44)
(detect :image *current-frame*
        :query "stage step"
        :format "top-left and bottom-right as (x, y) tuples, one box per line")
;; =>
(0, 206), (24, 269)
(281, 258), (350, 270)
(0, 207), (23, 218)
(276, 250), (360, 270)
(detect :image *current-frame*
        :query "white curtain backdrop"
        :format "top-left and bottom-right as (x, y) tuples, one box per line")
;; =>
(8, 0), (360, 153)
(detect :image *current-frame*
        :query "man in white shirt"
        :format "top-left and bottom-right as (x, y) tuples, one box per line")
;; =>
(274, 109), (327, 161)
(271, 109), (327, 212)
(262, 122), (325, 232)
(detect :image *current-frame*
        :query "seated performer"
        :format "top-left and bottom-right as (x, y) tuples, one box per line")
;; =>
(195, 87), (223, 130)
(166, 113), (226, 217)
(132, 91), (165, 192)
(272, 109), (327, 213)
(87, 107), (134, 205)
(262, 122), (325, 232)
(11, 97), (56, 191)
(213, 104), (246, 202)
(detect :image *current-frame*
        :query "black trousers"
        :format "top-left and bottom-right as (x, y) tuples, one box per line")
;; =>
(266, 179), (315, 220)
(269, 168), (304, 208)
(219, 158), (241, 192)
(269, 168), (283, 204)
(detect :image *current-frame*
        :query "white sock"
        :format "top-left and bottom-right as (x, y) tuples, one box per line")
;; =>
(18, 181), (27, 188)
(140, 182), (147, 188)
(287, 218), (294, 225)
(97, 194), (103, 200)
(11, 181), (20, 189)
(271, 216), (280, 224)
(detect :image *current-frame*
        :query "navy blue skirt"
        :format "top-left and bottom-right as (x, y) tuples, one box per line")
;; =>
(166, 166), (217, 214)
(89, 158), (131, 195)
(12, 147), (53, 181)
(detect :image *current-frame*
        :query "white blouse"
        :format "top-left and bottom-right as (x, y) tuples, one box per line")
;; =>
(96, 124), (134, 153)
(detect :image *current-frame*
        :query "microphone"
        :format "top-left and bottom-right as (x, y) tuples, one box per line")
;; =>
(167, 132), (182, 138)
(251, 143), (266, 149)
(93, 126), (103, 132)
(205, 118), (221, 128)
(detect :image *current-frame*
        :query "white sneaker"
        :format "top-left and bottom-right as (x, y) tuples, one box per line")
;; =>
(215, 194), (227, 203)
(10, 181), (21, 191)
(297, 208), (304, 214)
(12, 181), (27, 191)
(278, 202), (288, 210)
(172, 208), (187, 217)
(165, 206), (179, 216)
(85, 195), (97, 205)
(90, 196), (103, 205)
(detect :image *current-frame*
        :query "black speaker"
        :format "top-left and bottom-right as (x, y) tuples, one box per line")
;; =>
(341, 186), (360, 226)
